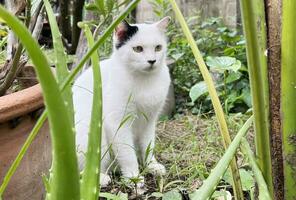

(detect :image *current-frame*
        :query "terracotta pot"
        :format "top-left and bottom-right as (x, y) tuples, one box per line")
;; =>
(0, 84), (51, 200)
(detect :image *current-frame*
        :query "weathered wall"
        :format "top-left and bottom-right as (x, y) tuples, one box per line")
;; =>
(136, 0), (239, 27)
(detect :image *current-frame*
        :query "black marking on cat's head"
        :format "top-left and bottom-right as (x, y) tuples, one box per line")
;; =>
(115, 20), (138, 49)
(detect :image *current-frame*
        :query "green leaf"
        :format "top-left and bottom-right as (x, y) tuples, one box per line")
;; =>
(151, 192), (163, 198)
(223, 168), (255, 191)
(171, 52), (184, 60)
(189, 81), (208, 103)
(241, 88), (252, 107)
(225, 72), (242, 84)
(206, 56), (241, 73)
(106, 0), (115, 12)
(240, 169), (255, 191)
(163, 190), (182, 200)
(95, 0), (106, 15)
(85, 3), (99, 11)
(189, 80), (226, 103)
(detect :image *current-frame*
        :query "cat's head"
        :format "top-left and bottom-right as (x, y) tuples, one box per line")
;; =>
(113, 17), (170, 74)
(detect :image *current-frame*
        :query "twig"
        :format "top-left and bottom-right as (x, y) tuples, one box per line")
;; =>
(0, 45), (26, 95)
(59, 0), (71, 47)
(0, 0), (42, 96)
(32, 7), (45, 39)
(68, 0), (85, 54)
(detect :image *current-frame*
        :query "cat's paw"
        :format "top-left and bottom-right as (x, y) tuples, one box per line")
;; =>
(100, 173), (111, 187)
(147, 162), (166, 176)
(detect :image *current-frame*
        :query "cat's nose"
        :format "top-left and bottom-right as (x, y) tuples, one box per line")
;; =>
(148, 60), (156, 65)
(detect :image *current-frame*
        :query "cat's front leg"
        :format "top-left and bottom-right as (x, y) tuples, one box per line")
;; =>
(138, 119), (166, 176)
(110, 126), (145, 188)
(106, 116), (141, 180)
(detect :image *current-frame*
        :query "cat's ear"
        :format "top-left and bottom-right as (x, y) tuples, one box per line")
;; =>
(155, 16), (171, 31)
(115, 20), (130, 41)
(115, 20), (138, 47)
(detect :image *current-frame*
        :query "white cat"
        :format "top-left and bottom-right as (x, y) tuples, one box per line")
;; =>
(73, 17), (171, 187)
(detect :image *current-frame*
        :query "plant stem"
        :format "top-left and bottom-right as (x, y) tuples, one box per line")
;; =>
(0, 44), (25, 95)
(168, 0), (244, 199)
(191, 116), (254, 200)
(239, 0), (274, 196)
(69, 0), (85, 54)
(281, 0), (296, 198)
(240, 138), (272, 200)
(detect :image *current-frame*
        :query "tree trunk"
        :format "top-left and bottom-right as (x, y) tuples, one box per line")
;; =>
(265, 0), (284, 199)
(59, 0), (71, 45)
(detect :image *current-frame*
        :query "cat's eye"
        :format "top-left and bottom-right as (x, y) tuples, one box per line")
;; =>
(155, 45), (162, 52)
(133, 46), (143, 53)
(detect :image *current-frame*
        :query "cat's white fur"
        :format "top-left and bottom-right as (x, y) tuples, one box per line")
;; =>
(73, 17), (171, 186)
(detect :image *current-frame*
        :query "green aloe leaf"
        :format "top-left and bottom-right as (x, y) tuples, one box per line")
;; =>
(43, 0), (74, 124)
(80, 25), (103, 200)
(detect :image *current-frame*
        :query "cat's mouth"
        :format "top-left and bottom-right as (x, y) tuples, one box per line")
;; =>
(143, 65), (156, 72)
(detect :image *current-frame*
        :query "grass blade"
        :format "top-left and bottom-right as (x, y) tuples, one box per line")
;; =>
(0, 6), (80, 199)
(281, 0), (296, 198)
(168, 0), (244, 199)
(80, 25), (103, 200)
(191, 116), (253, 200)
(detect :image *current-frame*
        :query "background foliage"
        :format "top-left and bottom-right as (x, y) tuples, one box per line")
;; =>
(151, 0), (250, 115)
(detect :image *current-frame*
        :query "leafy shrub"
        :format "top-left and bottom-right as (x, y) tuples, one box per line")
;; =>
(169, 17), (249, 114)
(151, 0), (250, 115)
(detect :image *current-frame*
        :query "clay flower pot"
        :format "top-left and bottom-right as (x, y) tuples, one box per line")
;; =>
(0, 84), (51, 200)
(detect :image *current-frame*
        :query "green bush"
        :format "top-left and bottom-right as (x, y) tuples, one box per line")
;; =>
(168, 17), (250, 115)
(151, 0), (250, 115)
